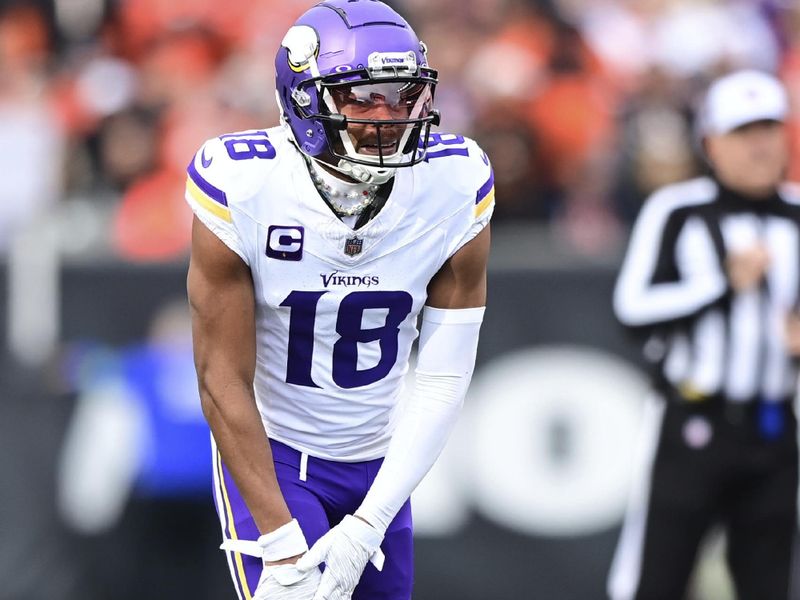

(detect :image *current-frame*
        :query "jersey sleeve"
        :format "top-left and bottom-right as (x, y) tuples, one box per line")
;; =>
(614, 183), (727, 327)
(446, 137), (494, 258)
(185, 137), (250, 265)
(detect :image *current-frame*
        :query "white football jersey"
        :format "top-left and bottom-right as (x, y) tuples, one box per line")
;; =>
(186, 126), (494, 461)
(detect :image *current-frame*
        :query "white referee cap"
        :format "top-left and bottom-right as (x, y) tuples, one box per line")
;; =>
(699, 69), (789, 135)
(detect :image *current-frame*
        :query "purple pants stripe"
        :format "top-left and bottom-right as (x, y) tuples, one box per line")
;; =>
(212, 438), (414, 600)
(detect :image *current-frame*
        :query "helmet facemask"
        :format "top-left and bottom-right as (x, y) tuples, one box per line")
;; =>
(312, 70), (438, 169)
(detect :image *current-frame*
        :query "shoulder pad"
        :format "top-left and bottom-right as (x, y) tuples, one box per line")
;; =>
(186, 128), (288, 217)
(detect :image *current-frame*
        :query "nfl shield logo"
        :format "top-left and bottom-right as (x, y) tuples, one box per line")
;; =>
(344, 236), (363, 256)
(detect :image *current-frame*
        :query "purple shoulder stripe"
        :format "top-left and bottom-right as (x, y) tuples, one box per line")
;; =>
(187, 158), (228, 207)
(475, 168), (494, 204)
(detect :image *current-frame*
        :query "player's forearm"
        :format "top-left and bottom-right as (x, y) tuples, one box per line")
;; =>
(356, 306), (484, 533)
(200, 379), (292, 534)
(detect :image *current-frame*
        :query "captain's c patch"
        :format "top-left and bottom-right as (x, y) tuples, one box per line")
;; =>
(266, 226), (304, 261)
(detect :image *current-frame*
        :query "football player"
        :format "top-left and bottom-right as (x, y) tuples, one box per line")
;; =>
(186, 2), (494, 599)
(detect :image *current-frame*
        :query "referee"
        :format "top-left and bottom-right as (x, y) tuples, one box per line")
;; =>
(607, 70), (800, 600)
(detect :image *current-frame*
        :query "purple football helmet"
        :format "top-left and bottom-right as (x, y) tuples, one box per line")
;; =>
(275, 0), (439, 182)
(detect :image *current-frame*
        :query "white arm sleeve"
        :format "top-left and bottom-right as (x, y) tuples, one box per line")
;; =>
(354, 305), (485, 534)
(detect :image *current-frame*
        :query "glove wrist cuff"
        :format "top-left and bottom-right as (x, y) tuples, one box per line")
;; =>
(345, 514), (384, 547)
(258, 518), (309, 562)
(353, 508), (389, 536)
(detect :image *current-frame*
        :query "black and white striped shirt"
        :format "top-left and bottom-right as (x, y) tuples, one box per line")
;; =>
(615, 176), (800, 404)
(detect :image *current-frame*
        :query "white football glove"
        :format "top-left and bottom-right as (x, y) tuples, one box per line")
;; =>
(295, 515), (385, 600)
(221, 519), (321, 600)
(254, 563), (321, 600)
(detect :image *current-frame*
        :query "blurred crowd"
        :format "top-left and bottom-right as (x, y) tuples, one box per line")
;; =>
(1, 0), (800, 260)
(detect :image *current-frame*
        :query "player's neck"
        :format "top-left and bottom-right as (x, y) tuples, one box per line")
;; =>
(306, 159), (394, 227)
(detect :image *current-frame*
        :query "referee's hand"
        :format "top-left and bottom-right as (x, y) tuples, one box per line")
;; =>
(725, 245), (770, 292)
(786, 312), (800, 356)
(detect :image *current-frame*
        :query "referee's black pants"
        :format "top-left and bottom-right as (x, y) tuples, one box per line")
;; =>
(609, 394), (798, 600)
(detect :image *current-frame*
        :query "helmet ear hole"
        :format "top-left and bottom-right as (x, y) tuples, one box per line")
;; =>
(301, 122), (327, 154)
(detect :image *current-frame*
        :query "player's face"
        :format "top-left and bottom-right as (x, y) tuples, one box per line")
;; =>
(330, 82), (431, 156)
(706, 120), (789, 197)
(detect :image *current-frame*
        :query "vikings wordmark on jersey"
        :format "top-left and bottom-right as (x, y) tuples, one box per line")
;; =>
(185, 127), (493, 461)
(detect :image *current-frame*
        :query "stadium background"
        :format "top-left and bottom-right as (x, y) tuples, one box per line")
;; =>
(1, 0), (799, 598)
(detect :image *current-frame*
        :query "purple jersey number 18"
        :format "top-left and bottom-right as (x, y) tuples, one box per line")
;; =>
(280, 290), (413, 389)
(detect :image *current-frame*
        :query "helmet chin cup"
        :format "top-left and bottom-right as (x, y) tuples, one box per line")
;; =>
(335, 158), (396, 185)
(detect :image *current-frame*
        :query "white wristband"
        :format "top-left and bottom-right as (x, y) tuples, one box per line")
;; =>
(220, 518), (308, 563)
(259, 518), (309, 562)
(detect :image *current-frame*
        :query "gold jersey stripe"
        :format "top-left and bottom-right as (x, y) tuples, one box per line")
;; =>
(475, 186), (495, 218)
(187, 177), (233, 223)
